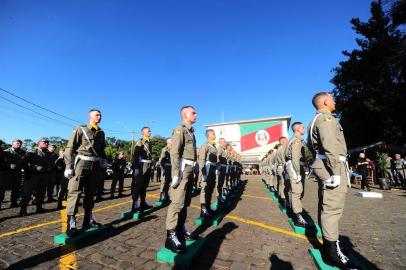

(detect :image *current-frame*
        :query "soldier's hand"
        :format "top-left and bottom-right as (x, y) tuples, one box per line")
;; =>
(295, 175), (302, 183)
(326, 175), (340, 188)
(171, 176), (181, 189)
(202, 175), (207, 182)
(10, 164), (16, 170)
(64, 169), (74, 179)
(133, 169), (139, 176)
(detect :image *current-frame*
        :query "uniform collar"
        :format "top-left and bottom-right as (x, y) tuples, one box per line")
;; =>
(87, 123), (101, 131)
(183, 122), (193, 130)
(143, 136), (150, 143)
(317, 108), (332, 115)
(294, 133), (302, 140)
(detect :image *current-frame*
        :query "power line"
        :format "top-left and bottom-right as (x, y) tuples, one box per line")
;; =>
(0, 87), (133, 134)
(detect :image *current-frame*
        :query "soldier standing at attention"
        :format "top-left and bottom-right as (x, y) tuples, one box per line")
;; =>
(164, 105), (198, 254)
(19, 138), (54, 216)
(158, 138), (172, 202)
(308, 92), (358, 269)
(275, 136), (288, 208)
(131, 127), (153, 212)
(285, 122), (308, 228)
(3, 139), (26, 208)
(198, 129), (218, 219)
(110, 151), (127, 198)
(64, 109), (108, 237)
(216, 138), (228, 206)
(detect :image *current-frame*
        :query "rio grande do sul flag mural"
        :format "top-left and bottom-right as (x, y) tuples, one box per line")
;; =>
(240, 121), (283, 152)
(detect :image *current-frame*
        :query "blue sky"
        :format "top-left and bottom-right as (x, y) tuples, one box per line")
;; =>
(0, 0), (372, 145)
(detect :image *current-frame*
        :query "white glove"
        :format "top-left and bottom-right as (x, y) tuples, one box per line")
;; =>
(294, 175), (302, 183)
(171, 176), (181, 188)
(36, 166), (43, 171)
(99, 158), (108, 169)
(133, 169), (139, 177)
(64, 169), (74, 179)
(202, 175), (207, 182)
(10, 164), (16, 170)
(326, 175), (340, 188)
(215, 170), (220, 176)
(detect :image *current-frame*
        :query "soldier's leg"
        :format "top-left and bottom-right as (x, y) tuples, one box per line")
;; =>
(110, 172), (118, 196)
(81, 164), (100, 228)
(57, 174), (68, 208)
(66, 162), (87, 216)
(118, 172), (124, 195)
(131, 173), (142, 205)
(35, 174), (48, 211)
(46, 171), (56, 200)
(216, 169), (225, 200)
(206, 168), (216, 206)
(140, 165), (151, 206)
(19, 175), (38, 215)
(199, 178), (207, 204)
(290, 179), (303, 214)
(0, 171), (7, 207)
(10, 171), (22, 206)
(314, 164), (347, 241)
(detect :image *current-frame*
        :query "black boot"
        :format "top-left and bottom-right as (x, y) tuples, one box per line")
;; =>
(165, 229), (186, 254)
(140, 198), (152, 210)
(200, 203), (213, 219)
(178, 224), (198, 241)
(36, 204), (46, 214)
(322, 239), (359, 270)
(19, 206), (28, 217)
(82, 209), (102, 230)
(279, 198), (287, 209)
(66, 215), (79, 237)
(293, 213), (308, 228)
(56, 200), (63, 210)
(131, 200), (139, 213)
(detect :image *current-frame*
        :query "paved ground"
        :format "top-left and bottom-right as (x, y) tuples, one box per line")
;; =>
(0, 175), (405, 270)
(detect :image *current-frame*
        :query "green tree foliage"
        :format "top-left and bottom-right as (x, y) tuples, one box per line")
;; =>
(331, 1), (405, 148)
(151, 135), (167, 160)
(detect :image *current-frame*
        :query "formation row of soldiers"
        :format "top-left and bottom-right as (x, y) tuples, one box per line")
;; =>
(0, 139), (68, 214)
(260, 92), (359, 270)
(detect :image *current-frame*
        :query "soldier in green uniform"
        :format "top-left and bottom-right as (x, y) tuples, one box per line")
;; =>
(285, 122), (309, 228)
(268, 149), (277, 192)
(394, 154), (405, 186)
(157, 138), (172, 202)
(275, 137), (288, 207)
(64, 109), (108, 237)
(198, 129), (218, 219)
(19, 138), (54, 216)
(2, 139), (26, 208)
(46, 144), (59, 202)
(0, 140), (7, 210)
(308, 92), (358, 269)
(164, 105), (198, 254)
(130, 127), (153, 212)
(216, 138), (228, 205)
(56, 149), (67, 210)
(110, 151), (127, 198)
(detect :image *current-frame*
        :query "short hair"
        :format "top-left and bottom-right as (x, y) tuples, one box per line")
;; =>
(278, 136), (287, 142)
(12, 139), (22, 144)
(89, 108), (101, 114)
(180, 105), (195, 113)
(206, 129), (215, 137)
(311, 92), (329, 109)
(141, 126), (150, 133)
(291, 122), (303, 132)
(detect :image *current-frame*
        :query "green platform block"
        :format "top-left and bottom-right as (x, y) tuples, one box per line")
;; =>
(288, 219), (322, 237)
(157, 238), (206, 266)
(53, 226), (110, 245)
(278, 204), (287, 214)
(120, 206), (156, 220)
(195, 213), (224, 226)
(154, 200), (170, 207)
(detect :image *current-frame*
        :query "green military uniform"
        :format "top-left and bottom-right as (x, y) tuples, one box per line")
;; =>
(308, 109), (349, 241)
(2, 146), (26, 207)
(20, 147), (54, 213)
(64, 124), (107, 216)
(394, 158), (405, 186)
(166, 123), (197, 230)
(131, 137), (153, 210)
(275, 144), (287, 201)
(198, 140), (218, 216)
(46, 150), (59, 202)
(56, 154), (67, 209)
(158, 145), (171, 201)
(268, 151), (277, 190)
(285, 134), (306, 214)
(215, 145), (228, 202)
(110, 156), (127, 198)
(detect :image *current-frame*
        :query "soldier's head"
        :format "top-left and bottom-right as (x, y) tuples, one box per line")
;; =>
(59, 149), (64, 156)
(141, 127), (151, 138)
(37, 138), (49, 150)
(118, 151), (124, 159)
(278, 136), (288, 145)
(219, 138), (227, 148)
(166, 138), (172, 147)
(395, 154), (401, 160)
(48, 144), (56, 153)
(312, 92), (336, 112)
(226, 144), (232, 151)
(206, 129), (216, 141)
(12, 139), (22, 149)
(89, 109), (102, 125)
(291, 122), (305, 136)
(180, 105), (197, 124)
(359, 152), (365, 158)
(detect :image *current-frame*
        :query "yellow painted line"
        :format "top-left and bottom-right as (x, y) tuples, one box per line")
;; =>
(58, 200), (77, 270)
(0, 193), (159, 239)
(242, 194), (274, 201)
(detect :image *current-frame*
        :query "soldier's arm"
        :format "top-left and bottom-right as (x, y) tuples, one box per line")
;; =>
(64, 127), (81, 170)
(157, 147), (166, 166)
(101, 132), (107, 159)
(291, 140), (301, 174)
(170, 127), (184, 178)
(132, 141), (143, 170)
(317, 117), (341, 176)
(198, 144), (208, 176)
